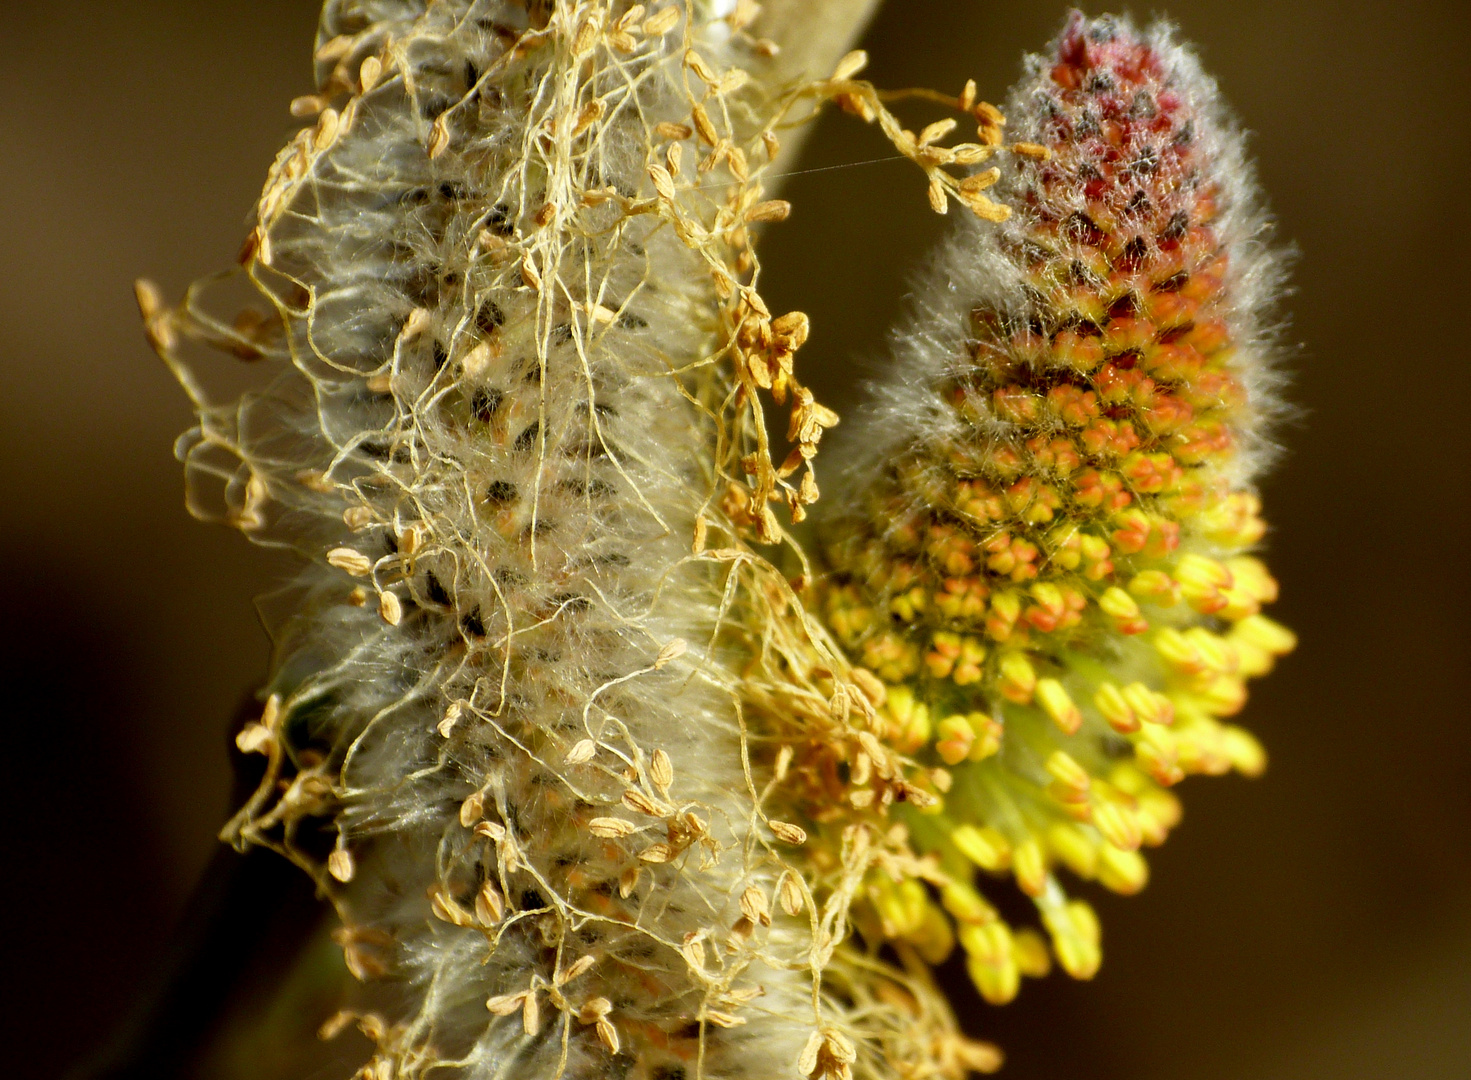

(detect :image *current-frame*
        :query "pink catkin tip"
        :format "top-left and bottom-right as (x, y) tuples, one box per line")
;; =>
(1052, 12), (1164, 92)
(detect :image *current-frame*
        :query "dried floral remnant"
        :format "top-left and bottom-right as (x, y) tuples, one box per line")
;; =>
(137, 2), (887, 1079)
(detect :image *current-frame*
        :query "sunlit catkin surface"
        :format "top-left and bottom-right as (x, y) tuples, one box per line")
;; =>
(814, 11), (1294, 1006)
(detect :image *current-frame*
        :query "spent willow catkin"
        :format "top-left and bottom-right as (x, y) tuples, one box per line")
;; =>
(140, 4), (1292, 1079)
(138, 1), (1010, 1078)
(816, 11), (1295, 1004)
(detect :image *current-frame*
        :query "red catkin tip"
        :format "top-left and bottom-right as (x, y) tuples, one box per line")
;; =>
(1052, 10), (1164, 91)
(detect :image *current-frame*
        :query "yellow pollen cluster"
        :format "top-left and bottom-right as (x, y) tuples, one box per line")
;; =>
(814, 12), (1294, 1003)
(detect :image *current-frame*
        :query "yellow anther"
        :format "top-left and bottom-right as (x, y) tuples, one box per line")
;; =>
(1136, 787), (1182, 842)
(1153, 627), (1206, 673)
(954, 635), (988, 686)
(986, 589), (1022, 641)
(966, 955), (1022, 1006)
(1133, 811), (1168, 846)
(1136, 719), (1178, 756)
(886, 684), (920, 726)
(1099, 585), (1148, 633)
(1078, 533), (1111, 564)
(924, 630), (961, 679)
(862, 632), (920, 682)
(966, 712), (1003, 761)
(1135, 721), (1183, 786)
(889, 585), (928, 622)
(1175, 552), (1232, 613)
(1093, 682), (1138, 733)
(1128, 569), (1180, 605)
(1200, 491), (1267, 546)
(890, 691), (932, 752)
(1046, 821), (1098, 878)
(824, 587), (875, 645)
(895, 877), (930, 934)
(1183, 627), (1239, 674)
(1012, 837), (1047, 897)
(1230, 633), (1275, 677)
(958, 919), (1010, 962)
(1224, 556), (1278, 602)
(1070, 898), (1101, 943)
(911, 900), (957, 964)
(1090, 798), (1141, 852)
(870, 685), (905, 742)
(935, 715), (975, 765)
(1096, 844), (1149, 894)
(1222, 724), (1267, 776)
(1199, 674), (1247, 716)
(952, 824), (1011, 871)
(934, 577), (988, 619)
(1173, 719), (1231, 777)
(1099, 586), (1141, 619)
(1047, 526), (1083, 570)
(1036, 678), (1083, 734)
(872, 876), (931, 938)
(997, 652), (1037, 704)
(961, 922), (1020, 1004)
(1041, 897), (1101, 979)
(1030, 580), (1064, 610)
(1012, 927), (1052, 978)
(1231, 613), (1298, 656)
(1045, 750), (1091, 798)
(1216, 584), (1262, 621)
(1107, 761), (1149, 795)
(1175, 552), (1232, 589)
(868, 877), (909, 937)
(1121, 682), (1173, 725)
(941, 878), (998, 924)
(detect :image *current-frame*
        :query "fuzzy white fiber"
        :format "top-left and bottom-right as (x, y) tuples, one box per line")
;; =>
(154, 3), (835, 1078)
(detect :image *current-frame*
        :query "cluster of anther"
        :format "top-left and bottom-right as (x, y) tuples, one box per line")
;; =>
(819, 14), (1293, 1004)
(828, 17), (1253, 678)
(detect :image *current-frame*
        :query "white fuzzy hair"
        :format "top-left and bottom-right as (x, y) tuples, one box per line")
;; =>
(159, 3), (832, 1078)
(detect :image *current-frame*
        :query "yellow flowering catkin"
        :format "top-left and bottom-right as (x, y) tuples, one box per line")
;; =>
(814, 11), (1295, 1005)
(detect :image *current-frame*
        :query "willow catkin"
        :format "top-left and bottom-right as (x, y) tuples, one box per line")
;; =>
(137, 1), (1019, 1078)
(139, 2), (840, 1078)
(814, 11), (1295, 1003)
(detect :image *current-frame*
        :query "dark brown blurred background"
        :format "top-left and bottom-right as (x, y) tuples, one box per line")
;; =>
(2, 1), (1466, 1077)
